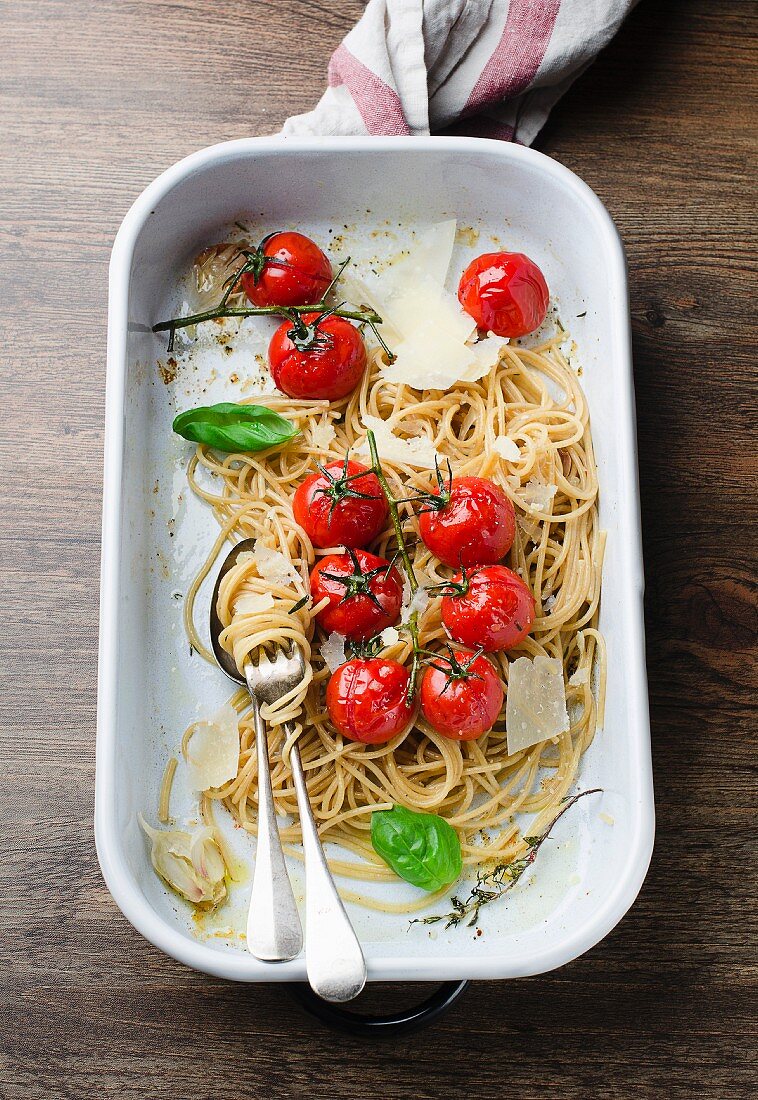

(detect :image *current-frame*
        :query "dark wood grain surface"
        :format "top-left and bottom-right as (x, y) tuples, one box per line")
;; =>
(1, 1), (756, 1096)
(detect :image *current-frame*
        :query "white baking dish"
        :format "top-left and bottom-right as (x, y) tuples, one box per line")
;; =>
(97, 136), (654, 985)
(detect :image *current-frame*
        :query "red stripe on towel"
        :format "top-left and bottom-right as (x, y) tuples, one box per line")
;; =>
(328, 44), (411, 136)
(465, 0), (562, 115)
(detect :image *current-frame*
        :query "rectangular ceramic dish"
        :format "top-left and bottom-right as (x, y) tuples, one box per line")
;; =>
(97, 136), (654, 984)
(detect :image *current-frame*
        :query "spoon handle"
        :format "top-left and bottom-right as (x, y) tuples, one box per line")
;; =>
(245, 693), (303, 961)
(287, 726), (367, 1003)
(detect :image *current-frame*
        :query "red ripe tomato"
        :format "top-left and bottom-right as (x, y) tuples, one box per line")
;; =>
(458, 251), (549, 338)
(293, 459), (388, 549)
(310, 548), (403, 641)
(269, 313), (367, 400)
(326, 658), (414, 744)
(440, 565), (535, 652)
(418, 475), (515, 568)
(420, 650), (504, 741)
(240, 231), (332, 309)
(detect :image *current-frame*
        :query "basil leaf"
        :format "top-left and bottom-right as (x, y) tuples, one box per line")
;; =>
(370, 805), (462, 892)
(172, 403), (298, 453)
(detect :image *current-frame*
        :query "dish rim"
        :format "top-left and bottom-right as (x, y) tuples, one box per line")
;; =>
(96, 135), (655, 983)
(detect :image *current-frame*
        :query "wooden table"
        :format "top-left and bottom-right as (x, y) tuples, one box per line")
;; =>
(2, 1), (755, 1095)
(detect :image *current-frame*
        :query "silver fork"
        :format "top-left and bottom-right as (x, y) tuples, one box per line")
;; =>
(250, 645), (367, 1002)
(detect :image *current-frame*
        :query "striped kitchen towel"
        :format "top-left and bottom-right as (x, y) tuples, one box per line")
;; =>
(283, 0), (637, 145)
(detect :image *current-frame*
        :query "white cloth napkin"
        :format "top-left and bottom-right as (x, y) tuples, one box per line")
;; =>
(283, 0), (637, 145)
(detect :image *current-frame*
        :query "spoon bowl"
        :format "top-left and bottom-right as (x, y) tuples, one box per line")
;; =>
(209, 537), (258, 684)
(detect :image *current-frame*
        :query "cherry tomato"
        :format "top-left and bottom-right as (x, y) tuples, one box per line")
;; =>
(420, 650), (504, 741)
(440, 565), (535, 652)
(269, 313), (367, 400)
(310, 548), (403, 641)
(418, 475), (515, 568)
(293, 459), (388, 550)
(240, 231), (332, 309)
(458, 251), (549, 338)
(327, 658), (414, 744)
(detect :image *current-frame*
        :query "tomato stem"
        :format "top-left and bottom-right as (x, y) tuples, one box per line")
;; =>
(366, 429), (424, 699)
(152, 252), (396, 361)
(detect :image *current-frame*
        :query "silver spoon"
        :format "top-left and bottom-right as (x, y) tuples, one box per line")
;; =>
(210, 539), (366, 1002)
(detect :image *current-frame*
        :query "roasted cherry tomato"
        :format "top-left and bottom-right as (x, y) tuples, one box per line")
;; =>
(420, 649), (504, 741)
(269, 313), (367, 400)
(440, 565), (535, 652)
(326, 658), (414, 744)
(458, 251), (549, 338)
(240, 231), (332, 309)
(418, 475), (515, 568)
(310, 548), (403, 641)
(293, 458), (388, 549)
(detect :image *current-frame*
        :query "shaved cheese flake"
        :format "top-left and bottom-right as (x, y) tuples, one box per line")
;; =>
(233, 591), (276, 617)
(568, 665), (589, 686)
(355, 414), (438, 469)
(383, 329), (480, 390)
(379, 627), (400, 647)
(381, 220), (457, 289)
(506, 656), (569, 756)
(411, 220), (457, 283)
(492, 435), (520, 462)
(337, 267), (403, 344)
(252, 542), (300, 585)
(467, 333), (510, 376)
(185, 702), (240, 790)
(524, 480), (557, 513)
(599, 812), (615, 826)
(402, 584), (430, 624)
(308, 418), (337, 451)
(320, 632), (346, 674)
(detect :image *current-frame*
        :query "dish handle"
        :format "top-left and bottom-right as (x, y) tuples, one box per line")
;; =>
(287, 979), (469, 1037)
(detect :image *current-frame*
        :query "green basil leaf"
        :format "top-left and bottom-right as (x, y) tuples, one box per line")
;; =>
(172, 402), (298, 453)
(370, 805), (462, 892)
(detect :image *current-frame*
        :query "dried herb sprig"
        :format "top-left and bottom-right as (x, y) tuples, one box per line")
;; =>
(411, 789), (602, 930)
(153, 253), (395, 361)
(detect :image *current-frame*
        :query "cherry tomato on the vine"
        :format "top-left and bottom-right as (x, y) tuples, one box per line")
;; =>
(440, 565), (535, 652)
(240, 231), (332, 309)
(420, 649), (504, 741)
(458, 251), (549, 338)
(326, 658), (414, 744)
(269, 313), (367, 400)
(418, 475), (515, 568)
(310, 548), (403, 641)
(293, 458), (388, 550)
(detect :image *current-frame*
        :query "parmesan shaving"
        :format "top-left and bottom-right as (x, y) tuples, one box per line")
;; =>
(308, 418), (337, 451)
(355, 415), (438, 469)
(252, 542), (300, 585)
(524, 480), (557, 513)
(233, 591), (276, 617)
(185, 702), (240, 791)
(379, 627), (400, 647)
(320, 632), (347, 674)
(569, 665), (589, 686)
(402, 584), (430, 624)
(506, 656), (569, 755)
(492, 435), (520, 462)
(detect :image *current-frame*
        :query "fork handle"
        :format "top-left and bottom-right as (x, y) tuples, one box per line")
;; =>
(287, 725), (367, 1003)
(246, 693), (303, 961)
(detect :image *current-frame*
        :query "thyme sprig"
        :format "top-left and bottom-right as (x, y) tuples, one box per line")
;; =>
(411, 789), (602, 929)
(153, 253), (395, 361)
